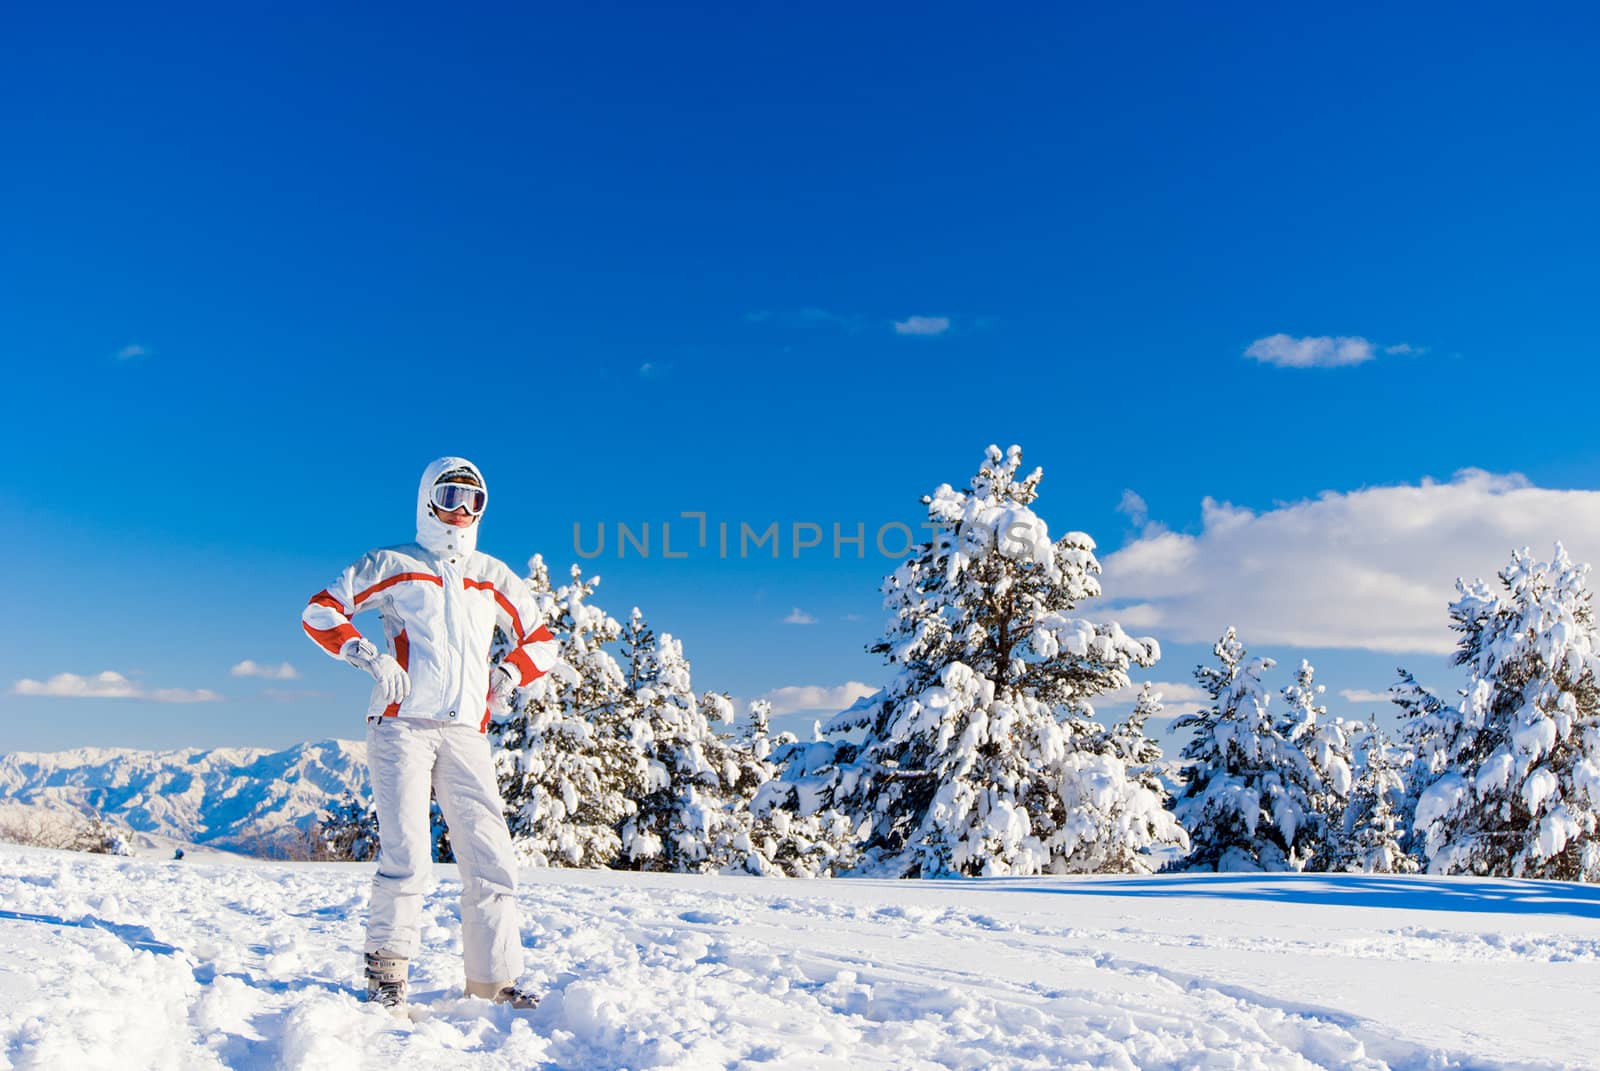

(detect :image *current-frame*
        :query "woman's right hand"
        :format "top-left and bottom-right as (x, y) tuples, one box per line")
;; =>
(342, 638), (413, 705)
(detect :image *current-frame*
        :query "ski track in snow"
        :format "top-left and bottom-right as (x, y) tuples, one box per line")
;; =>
(0, 847), (1594, 1070)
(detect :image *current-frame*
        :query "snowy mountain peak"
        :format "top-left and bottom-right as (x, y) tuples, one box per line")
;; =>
(0, 739), (367, 854)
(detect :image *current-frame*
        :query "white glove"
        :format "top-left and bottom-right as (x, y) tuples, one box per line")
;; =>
(488, 663), (518, 716)
(342, 638), (412, 706)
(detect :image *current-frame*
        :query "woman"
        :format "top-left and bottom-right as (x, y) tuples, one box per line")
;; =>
(301, 456), (557, 1014)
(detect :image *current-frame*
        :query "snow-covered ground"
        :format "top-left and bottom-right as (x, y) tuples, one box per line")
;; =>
(1, 844), (1595, 1070)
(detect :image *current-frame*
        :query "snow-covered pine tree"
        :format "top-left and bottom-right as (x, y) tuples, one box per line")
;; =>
(742, 698), (776, 764)
(81, 809), (132, 856)
(742, 784), (863, 877)
(1334, 725), (1419, 874)
(811, 444), (1182, 877)
(616, 610), (747, 873)
(1049, 681), (1190, 870)
(1278, 661), (1355, 871)
(1106, 684), (1168, 782)
(430, 796), (454, 863)
(491, 559), (644, 868)
(1387, 668), (1459, 865)
(734, 699), (863, 877)
(1411, 544), (1600, 880)
(317, 791), (380, 862)
(1173, 629), (1318, 872)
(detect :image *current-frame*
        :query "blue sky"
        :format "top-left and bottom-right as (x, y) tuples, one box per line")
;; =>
(5, 3), (1600, 752)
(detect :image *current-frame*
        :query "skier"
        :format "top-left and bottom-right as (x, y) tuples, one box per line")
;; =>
(301, 457), (558, 1014)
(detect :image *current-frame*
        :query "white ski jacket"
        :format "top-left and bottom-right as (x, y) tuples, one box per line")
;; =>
(301, 457), (557, 731)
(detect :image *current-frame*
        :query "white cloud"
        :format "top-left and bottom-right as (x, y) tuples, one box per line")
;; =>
(114, 344), (149, 361)
(1116, 489), (1149, 527)
(146, 688), (224, 704)
(638, 361), (674, 379)
(783, 607), (817, 625)
(893, 315), (950, 337)
(759, 681), (878, 716)
(1093, 680), (1210, 719)
(12, 670), (221, 703)
(1339, 688), (1392, 705)
(1101, 470), (1600, 655)
(230, 660), (299, 680)
(14, 671), (140, 699)
(1244, 333), (1407, 369)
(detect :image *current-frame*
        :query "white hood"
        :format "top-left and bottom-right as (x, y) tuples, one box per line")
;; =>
(415, 456), (485, 559)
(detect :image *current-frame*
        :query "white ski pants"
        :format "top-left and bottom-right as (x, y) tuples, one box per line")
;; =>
(364, 717), (523, 985)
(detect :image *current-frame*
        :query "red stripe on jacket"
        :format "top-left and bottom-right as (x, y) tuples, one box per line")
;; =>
(503, 623), (555, 686)
(309, 590), (348, 615)
(354, 571), (444, 608)
(303, 620), (359, 656)
(463, 578), (525, 640)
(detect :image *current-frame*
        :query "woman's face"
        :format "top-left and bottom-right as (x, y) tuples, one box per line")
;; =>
(432, 505), (477, 529)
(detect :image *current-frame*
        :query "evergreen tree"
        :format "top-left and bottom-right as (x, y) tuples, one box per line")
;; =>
(491, 559), (644, 868)
(733, 699), (863, 877)
(1174, 629), (1318, 872)
(1411, 544), (1600, 880)
(1278, 661), (1355, 870)
(431, 795), (454, 864)
(1335, 725), (1419, 874)
(804, 444), (1183, 877)
(317, 790), (380, 862)
(1389, 668), (1458, 864)
(81, 809), (132, 856)
(1106, 684), (1167, 776)
(741, 698), (776, 763)
(616, 611), (747, 873)
(743, 779), (864, 877)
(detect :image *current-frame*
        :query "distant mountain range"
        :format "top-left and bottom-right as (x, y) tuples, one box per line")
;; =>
(0, 739), (368, 855)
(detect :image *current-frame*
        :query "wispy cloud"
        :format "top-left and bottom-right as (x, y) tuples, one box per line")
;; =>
(638, 361), (674, 380)
(114, 344), (150, 361)
(1338, 688), (1393, 705)
(146, 687), (224, 703)
(13, 671), (139, 699)
(1101, 470), (1600, 654)
(1093, 680), (1210, 720)
(230, 660), (299, 680)
(783, 607), (817, 625)
(1116, 489), (1149, 528)
(893, 315), (950, 337)
(12, 670), (220, 703)
(1244, 333), (1417, 369)
(759, 681), (877, 716)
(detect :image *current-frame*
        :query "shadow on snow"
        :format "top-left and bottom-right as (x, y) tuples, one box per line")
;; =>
(906, 872), (1600, 920)
(0, 908), (184, 955)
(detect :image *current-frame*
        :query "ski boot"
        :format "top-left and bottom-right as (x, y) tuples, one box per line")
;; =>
(464, 978), (540, 1009)
(364, 950), (409, 1017)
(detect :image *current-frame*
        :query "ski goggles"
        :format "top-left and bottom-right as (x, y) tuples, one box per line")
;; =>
(430, 482), (487, 516)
